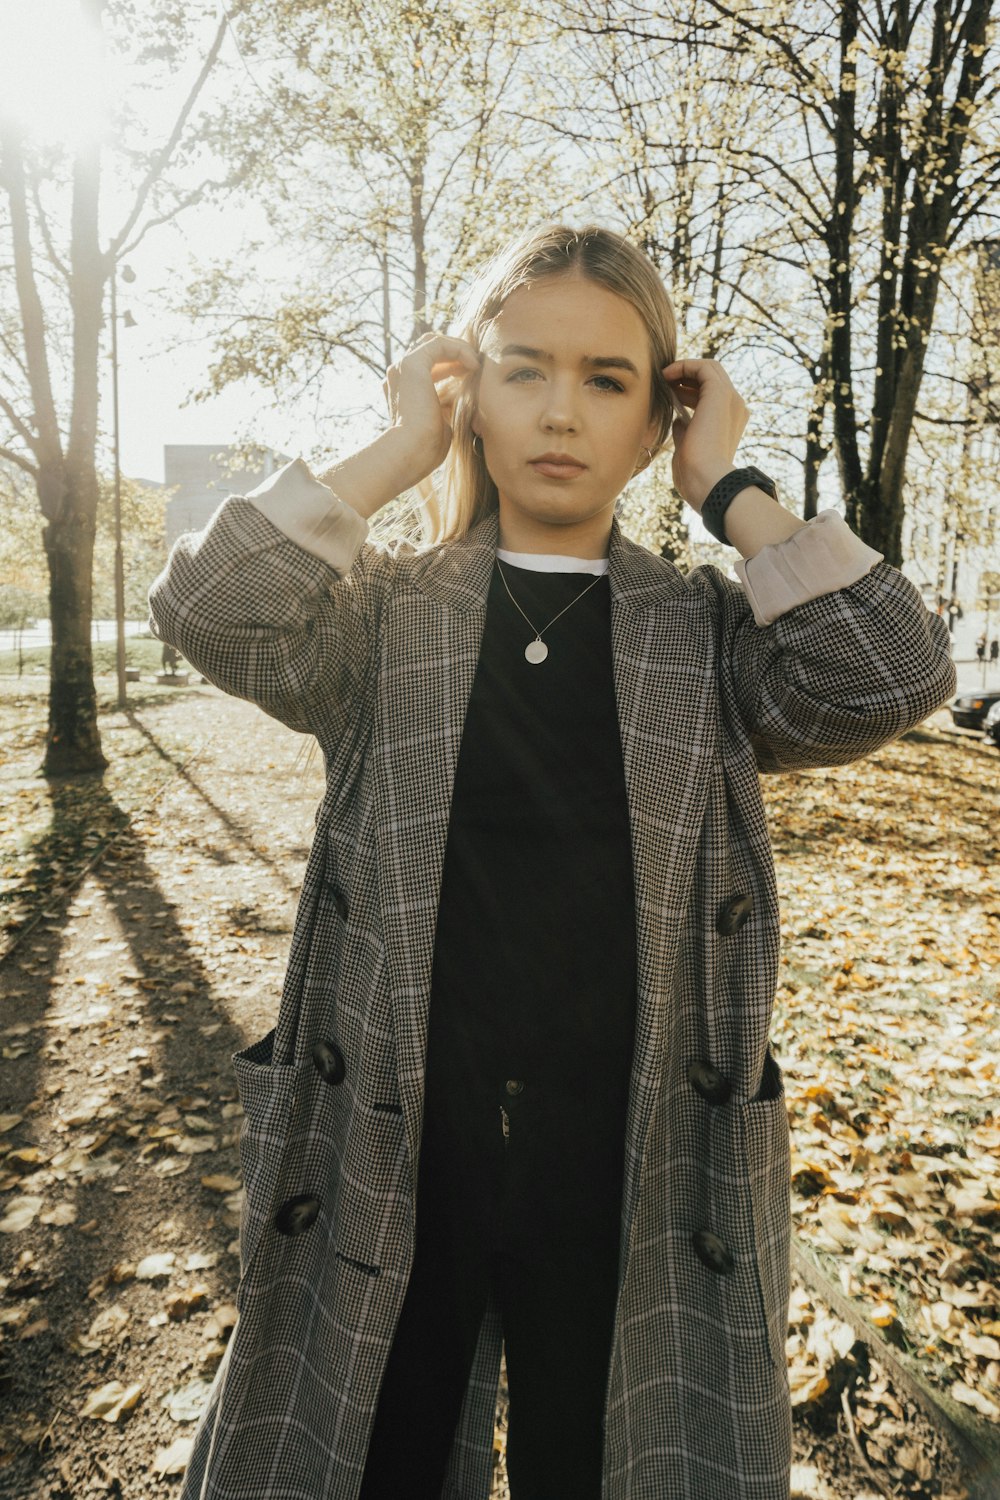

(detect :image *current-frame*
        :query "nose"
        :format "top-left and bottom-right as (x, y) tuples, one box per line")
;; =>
(539, 376), (580, 432)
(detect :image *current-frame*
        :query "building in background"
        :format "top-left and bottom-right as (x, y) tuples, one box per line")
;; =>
(163, 444), (290, 546)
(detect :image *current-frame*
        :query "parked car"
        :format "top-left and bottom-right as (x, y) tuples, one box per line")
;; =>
(984, 700), (1000, 748)
(950, 691), (1000, 731)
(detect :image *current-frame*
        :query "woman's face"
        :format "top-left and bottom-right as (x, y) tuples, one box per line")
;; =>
(471, 269), (662, 556)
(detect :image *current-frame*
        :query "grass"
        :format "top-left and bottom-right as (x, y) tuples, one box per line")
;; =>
(0, 636), (173, 678)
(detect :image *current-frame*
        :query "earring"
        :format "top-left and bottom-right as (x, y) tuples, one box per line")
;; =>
(634, 446), (653, 474)
(472, 433), (483, 453)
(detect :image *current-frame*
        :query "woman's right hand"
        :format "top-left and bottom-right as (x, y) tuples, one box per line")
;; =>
(382, 332), (482, 482)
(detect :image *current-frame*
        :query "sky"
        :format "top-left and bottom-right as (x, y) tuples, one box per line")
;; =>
(0, 0), (376, 487)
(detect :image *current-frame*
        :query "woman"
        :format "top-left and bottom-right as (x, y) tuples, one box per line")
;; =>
(149, 223), (955, 1500)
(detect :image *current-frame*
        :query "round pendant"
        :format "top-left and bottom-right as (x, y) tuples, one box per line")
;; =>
(525, 638), (548, 664)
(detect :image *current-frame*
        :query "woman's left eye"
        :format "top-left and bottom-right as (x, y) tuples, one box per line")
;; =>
(508, 369), (624, 393)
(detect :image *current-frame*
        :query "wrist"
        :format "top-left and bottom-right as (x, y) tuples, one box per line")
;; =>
(721, 487), (807, 559)
(683, 463), (732, 513)
(318, 427), (430, 520)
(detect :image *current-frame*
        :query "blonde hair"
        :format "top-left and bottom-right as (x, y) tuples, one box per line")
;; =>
(420, 221), (681, 545)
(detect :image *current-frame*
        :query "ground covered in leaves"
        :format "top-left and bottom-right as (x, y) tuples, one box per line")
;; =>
(0, 678), (995, 1499)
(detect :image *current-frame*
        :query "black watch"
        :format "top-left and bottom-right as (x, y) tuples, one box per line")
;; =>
(700, 467), (778, 546)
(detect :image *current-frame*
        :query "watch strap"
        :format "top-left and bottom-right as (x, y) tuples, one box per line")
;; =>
(700, 466), (778, 546)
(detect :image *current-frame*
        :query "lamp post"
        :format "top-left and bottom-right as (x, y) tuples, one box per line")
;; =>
(109, 260), (136, 709)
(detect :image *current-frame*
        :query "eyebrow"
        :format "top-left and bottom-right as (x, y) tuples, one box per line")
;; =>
(498, 343), (640, 377)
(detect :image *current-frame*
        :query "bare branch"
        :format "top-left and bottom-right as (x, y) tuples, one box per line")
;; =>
(0, 388), (38, 451)
(118, 176), (239, 257)
(0, 123), (62, 469)
(29, 176), (71, 284)
(0, 441), (39, 479)
(107, 11), (229, 261)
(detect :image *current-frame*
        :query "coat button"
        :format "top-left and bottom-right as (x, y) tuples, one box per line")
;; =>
(312, 1038), (346, 1086)
(505, 1079), (524, 1096)
(687, 1058), (732, 1105)
(692, 1228), (734, 1276)
(275, 1194), (321, 1237)
(717, 892), (753, 936)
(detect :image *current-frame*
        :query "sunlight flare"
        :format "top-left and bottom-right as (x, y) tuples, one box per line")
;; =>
(0, 0), (111, 149)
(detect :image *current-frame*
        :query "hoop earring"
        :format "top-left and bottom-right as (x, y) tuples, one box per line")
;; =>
(472, 433), (483, 454)
(634, 446), (653, 474)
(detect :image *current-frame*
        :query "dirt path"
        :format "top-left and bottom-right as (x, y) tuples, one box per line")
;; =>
(0, 683), (980, 1498)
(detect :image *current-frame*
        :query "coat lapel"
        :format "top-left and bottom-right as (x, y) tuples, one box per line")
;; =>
(608, 540), (717, 1239)
(373, 509), (717, 1211)
(372, 514), (494, 1181)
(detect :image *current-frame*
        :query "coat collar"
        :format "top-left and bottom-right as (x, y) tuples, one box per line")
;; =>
(403, 507), (689, 613)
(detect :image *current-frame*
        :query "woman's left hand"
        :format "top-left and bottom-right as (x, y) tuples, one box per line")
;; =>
(661, 358), (750, 512)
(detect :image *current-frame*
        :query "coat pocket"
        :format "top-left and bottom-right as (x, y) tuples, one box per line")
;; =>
(741, 1052), (792, 1374)
(231, 1025), (302, 1285)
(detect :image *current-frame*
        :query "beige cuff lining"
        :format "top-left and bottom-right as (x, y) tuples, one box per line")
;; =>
(245, 457), (369, 574)
(734, 508), (884, 627)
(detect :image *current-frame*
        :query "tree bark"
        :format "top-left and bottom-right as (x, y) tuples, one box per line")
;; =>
(804, 355), (830, 522)
(39, 85), (109, 775)
(828, 0), (863, 531)
(42, 461), (106, 774)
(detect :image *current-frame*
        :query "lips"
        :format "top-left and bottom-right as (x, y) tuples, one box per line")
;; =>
(529, 458), (587, 478)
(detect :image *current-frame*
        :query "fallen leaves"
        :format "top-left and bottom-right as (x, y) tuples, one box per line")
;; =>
(152, 1434), (194, 1475)
(786, 1284), (971, 1496)
(162, 1377), (214, 1423)
(80, 1379), (143, 1422)
(764, 726), (1000, 1439)
(135, 1252), (176, 1281)
(0, 1195), (43, 1233)
(165, 1284), (210, 1320)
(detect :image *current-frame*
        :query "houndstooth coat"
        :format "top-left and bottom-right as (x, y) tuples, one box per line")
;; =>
(148, 460), (956, 1500)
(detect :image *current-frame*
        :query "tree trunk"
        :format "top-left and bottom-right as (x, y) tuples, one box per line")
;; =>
(828, 0), (863, 531)
(42, 461), (106, 775)
(803, 388), (825, 522)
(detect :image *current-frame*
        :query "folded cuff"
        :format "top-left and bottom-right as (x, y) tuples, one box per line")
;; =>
(245, 457), (369, 574)
(734, 508), (884, 627)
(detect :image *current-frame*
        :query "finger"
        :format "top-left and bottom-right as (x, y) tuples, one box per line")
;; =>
(428, 360), (479, 384)
(661, 358), (720, 382)
(405, 334), (481, 368)
(667, 380), (702, 410)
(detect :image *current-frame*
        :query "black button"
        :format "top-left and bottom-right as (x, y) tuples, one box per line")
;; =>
(692, 1228), (734, 1276)
(717, 892), (753, 936)
(505, 1079), (524, 1096)
(275, 1194), (321, 1237)
(687, 1059), (732, 1105)
(312, 1038), (346, 1086)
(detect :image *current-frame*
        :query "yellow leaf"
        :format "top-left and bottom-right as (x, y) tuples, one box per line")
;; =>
(80, 1380), (144, 1422)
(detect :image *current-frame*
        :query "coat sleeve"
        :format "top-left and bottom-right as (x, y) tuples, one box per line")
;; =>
(147, 458), (381, 748)
(700, 509), (957, 774)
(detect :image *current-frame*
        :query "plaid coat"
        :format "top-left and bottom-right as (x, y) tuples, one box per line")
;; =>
(148, 467), (955, 1500)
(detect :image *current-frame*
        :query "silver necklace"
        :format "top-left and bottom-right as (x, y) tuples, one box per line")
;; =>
(494, 557), (605, 664)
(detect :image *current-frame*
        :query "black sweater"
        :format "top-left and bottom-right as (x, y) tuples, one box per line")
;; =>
(419, 559), (638, 1262)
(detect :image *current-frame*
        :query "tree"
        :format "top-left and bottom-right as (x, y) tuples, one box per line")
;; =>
(493, 0), (826, 555)
(179, 0), (576, 496)
(0, 0), (231, 773)
(669, 0), (997, 565)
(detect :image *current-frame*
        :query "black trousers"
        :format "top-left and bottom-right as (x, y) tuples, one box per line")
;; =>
(358, 1103), (624, 1500)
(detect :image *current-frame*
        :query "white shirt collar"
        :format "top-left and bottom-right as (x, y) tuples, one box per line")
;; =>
(496, 548), (609, 577)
